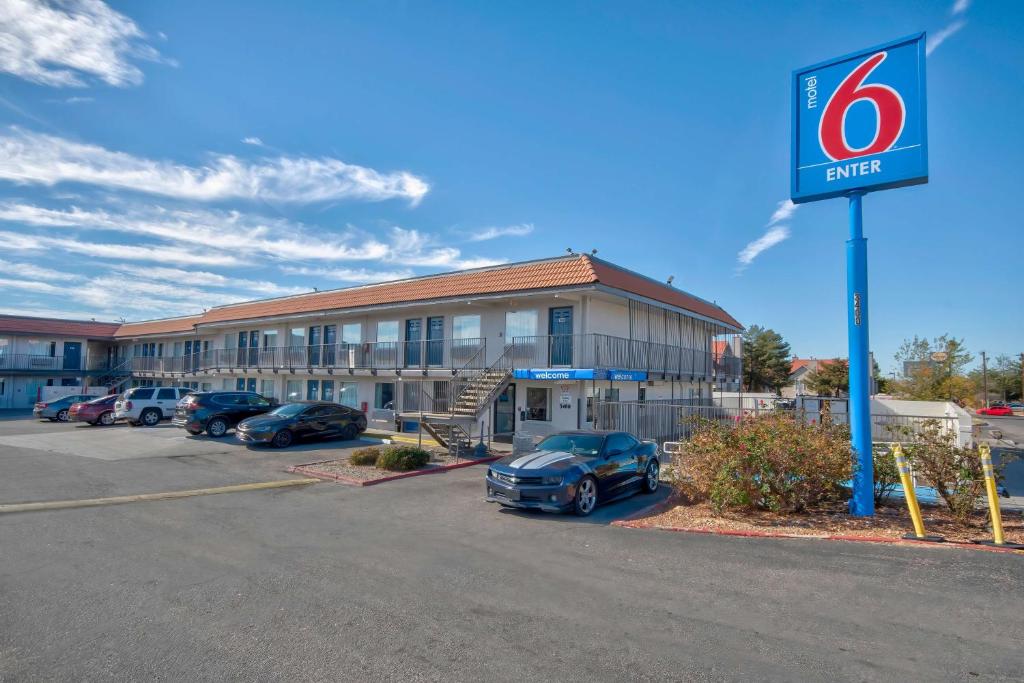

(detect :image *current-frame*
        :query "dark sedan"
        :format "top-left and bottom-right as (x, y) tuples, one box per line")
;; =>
(236, 401), (367, 448)
(172, 391), (276, 437)
(486, 430), (660, 516)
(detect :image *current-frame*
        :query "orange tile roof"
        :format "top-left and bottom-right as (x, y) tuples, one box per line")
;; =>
(790, 357), (841, 375)
(115, 315), (203, 339)
(0, 315), (120, 339)
(111, 255), (742, 338)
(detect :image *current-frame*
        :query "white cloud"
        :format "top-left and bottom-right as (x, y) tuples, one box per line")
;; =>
(0, 128), (430, 205)
(0, 0), (169, 87)
(278, 265), (415, 283)
(468, 223), (534, 241)
(241, 137), (264, 146)
(737, 226), (791, 267)
(109, 264), (308, 296)
(0, 276), (64, 295)
(767, 199), (797, 227)
(0, 229), (240, 266)
(927, 0), (970, 56)
(926, 19), (966, 55)
(0, 258), (79, 281)
(735, 199), (799, 272)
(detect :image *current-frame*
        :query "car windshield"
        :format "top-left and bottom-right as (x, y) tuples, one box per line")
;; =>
(535, 434), (604, 456)
(268, 403), (307, 418)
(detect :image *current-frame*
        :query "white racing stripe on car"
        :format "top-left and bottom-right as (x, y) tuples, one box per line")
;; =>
(509, 450), (574, 470)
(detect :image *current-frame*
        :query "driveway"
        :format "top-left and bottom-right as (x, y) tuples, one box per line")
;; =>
(0, 417), (1021, 681)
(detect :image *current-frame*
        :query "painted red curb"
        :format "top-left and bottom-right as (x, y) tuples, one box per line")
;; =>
(286, 455), (501, 487)
(615, 519), (1024, 554)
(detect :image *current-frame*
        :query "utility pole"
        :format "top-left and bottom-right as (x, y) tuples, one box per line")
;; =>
(981, 351), (988, 408)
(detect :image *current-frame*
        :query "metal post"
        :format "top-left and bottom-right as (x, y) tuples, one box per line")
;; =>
(847, 192), (874, 516)
(972, 443), (1023, 548)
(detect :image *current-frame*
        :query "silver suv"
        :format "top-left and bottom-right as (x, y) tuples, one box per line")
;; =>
(114, 386), (192, 426)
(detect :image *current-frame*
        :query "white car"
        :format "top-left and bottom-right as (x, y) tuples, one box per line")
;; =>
(114, 386), (192, 426)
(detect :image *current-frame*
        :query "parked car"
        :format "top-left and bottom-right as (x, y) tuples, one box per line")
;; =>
(977, 404), (1013, 417)
(114, 386), (192, 426)
(69, 394), (119, 425)
(33, 393), (95, 422)
(236, 401), (367, 448)
(172, 391), (277, 437)
(486, 430), (660, 516)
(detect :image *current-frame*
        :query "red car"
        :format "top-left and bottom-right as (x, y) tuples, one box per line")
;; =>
(977, 404), (1013, 417)
(69, 394), (119, 426)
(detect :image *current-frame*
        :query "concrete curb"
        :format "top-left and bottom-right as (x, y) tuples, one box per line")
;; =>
(614, 517), (1024, 555)
(287, 455), (501, 487)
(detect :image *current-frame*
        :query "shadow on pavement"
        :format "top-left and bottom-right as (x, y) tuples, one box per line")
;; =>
(494, 485), (671, 526)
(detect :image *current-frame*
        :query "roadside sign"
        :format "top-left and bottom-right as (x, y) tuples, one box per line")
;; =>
(930, 351), (949, 362)
(791, 33), (928, 204)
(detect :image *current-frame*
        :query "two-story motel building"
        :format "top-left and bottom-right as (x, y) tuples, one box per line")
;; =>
(2, 255), (742, 445)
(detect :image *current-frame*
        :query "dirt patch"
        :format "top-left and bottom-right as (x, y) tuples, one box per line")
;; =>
(301, 451), (463, 483)
(634, 494), (1024, 545)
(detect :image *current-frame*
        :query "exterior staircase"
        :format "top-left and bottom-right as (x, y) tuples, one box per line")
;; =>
(94, 360), (133, 394)
(420, 420), (474, 456)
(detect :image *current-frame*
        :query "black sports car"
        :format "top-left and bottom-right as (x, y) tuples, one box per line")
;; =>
(486, 430), (660, 516)
(236, 401), (367, 448)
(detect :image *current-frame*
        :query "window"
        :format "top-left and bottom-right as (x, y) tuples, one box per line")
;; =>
(286, 380), (302, 401)
(505, 310), (538, 339)
(605, 433), (637, 454)
(321, 380), (335, 402)
(526, 387), (550, 421)
(376, 321), (399, 343)
(453, 315), (480, 340)
(338, 382), (358, 408)
(289, 328), (305, 347)
(263, 330), (278, 348)
(342, 323), (361, 344)
(260, 379), (275, 398)
(307, 380), (319, 401)
(173, 342), (182, 357)
(61, 378), (79, 387)
(130, 388), (155, 400)
(0, 380), (5, 395)
(375, 382), (395, 409)
(224, 334), (234, 349)
(221, 379), (232, 390)
(201, 383), (212, 392)
(247, 395), (271, 407)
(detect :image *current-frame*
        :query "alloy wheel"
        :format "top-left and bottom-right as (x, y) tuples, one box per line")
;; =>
(56, 410), (69, 422)
(577, 478), (597, 515)
(208, 419), (227, 437)
(99, 411), (114, 426)
(646, 461), (659, 492)
(142, 410), (159, 426)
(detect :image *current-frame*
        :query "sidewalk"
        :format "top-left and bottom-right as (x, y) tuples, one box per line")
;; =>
(361, 427), (513, 454)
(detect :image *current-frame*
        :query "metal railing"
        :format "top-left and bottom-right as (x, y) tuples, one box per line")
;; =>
(713, 355), (742, 381)
(130, 338), (486, 375)
(509, 334), (714, 377)
(594, 400), (962, 449)
(0, 353), (116, 372)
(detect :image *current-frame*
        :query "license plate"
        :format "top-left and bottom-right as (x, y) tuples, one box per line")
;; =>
(505, 487), (520, 501)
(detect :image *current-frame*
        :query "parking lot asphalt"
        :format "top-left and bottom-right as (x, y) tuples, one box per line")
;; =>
(1, 417), (1022, 681)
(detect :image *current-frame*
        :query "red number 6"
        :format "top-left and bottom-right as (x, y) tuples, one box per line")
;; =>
(818, 52), (905, 161)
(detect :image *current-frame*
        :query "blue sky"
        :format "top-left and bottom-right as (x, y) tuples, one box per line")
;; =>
(0, 0), (1019, 372)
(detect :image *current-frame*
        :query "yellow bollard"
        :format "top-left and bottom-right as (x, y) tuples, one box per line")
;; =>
(972, 443), (1024, 549)
(893, 443), (944, 542)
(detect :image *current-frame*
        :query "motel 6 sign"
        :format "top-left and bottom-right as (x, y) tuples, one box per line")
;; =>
(791, 33), (928, 203)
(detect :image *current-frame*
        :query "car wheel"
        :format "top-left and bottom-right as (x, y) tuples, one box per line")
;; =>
(207, 418), (228, 438)
(341, 424), (358, 441)
(56, 409), (69, 422)
(99, 411), (115, 426)
(642, 460), (660, 494)
(140, 409), (160, 427)
(272, 429), (293, 449)
(573, 476), (598, 516)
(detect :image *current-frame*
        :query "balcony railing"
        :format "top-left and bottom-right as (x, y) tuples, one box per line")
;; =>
(509, 334), (715, 377)
(713, 355), (743, 381)
(130, 338), (487, 375)
(0, 353), (115, 373)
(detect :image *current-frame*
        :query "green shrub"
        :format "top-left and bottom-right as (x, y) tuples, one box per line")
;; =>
(872, 443), (902, 505)
(349, 447), (381, 466)
(376, 445), (431, 472)
(894, 420), (987, 523)
(671, 412), (853, 513)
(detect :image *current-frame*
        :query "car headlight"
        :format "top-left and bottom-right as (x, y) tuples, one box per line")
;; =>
(541, 475), (563, 486)
(488, 469), (497, 479)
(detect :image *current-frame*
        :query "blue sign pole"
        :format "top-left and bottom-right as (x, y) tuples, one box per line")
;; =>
(846, 192), (873, 516)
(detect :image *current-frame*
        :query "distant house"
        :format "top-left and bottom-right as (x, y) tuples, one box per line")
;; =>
(783, 357), (841, 398)
(712, 336), (743, 392)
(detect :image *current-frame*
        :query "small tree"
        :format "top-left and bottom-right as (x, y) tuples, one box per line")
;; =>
(804, 360), (849, 397)
(893, 334), (974, 404)
(742, 325), (792, 394)
(895, 420), (985, 523)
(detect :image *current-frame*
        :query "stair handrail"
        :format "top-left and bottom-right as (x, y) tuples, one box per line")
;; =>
(451, 343), (514, 417)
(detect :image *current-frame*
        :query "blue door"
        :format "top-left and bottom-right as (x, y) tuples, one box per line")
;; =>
(62, 342), (81, 370)
(426, 317), (444, 366)
(548, 307), (573, 366)
(323, 325), (336, 366)
(308, 326), (321, 366)
(405, 319), (422, 367)
(184, 340), (193, 372)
